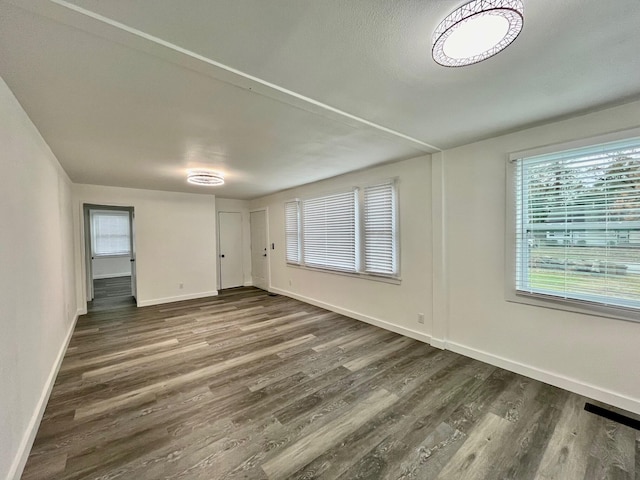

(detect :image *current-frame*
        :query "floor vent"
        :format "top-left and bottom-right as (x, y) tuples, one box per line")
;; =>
(584, 403), (640, 431)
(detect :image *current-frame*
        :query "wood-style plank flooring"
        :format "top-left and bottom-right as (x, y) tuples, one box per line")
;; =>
(22, 287), (639, 479)
(88, 276), (135, 312)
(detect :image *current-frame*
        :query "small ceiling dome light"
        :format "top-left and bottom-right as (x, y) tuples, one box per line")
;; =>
(187, 169), (225, 186)
(432, 0), (524, 67)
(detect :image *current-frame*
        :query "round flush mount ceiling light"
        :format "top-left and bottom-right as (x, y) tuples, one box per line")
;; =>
(187, 169), (225, 186)
(432, 0), (524, 67)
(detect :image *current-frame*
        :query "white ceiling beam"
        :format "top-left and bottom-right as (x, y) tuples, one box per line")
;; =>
(9, 0), (441, 154)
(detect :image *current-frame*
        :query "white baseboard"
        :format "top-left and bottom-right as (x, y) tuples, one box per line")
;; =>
(269, 287), (432, 345)
(440, 339), (640, 415)
(268, 286), (640, 415)
(92, 273), (130, 279)
(243, 281), (253, 287)
(7, 309), (80, 480)
(429, 337), (447, 350)
(137, 291), (219, 307)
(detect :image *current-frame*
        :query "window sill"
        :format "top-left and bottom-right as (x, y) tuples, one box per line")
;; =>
(286, 262), (401, 285)
(506, 289), (640, 324)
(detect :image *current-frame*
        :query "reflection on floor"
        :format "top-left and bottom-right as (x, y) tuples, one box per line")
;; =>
(88, 276), (135, 312)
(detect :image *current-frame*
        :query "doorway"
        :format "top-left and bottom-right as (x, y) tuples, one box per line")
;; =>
(250, 209), (269, 291)
(84, 204), (137, 312)
(218, 211), (244, 289)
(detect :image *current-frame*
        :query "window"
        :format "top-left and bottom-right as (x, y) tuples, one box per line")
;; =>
(363, 182), (397, 275)
(513, 136), (640, 314)
(285, 180), (399, 278)
(284, 200), (300, 264)
(91, 210), (131, 256)
(303, 190), (357, 272)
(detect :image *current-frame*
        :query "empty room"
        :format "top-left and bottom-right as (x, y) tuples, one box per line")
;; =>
(2, 1), (640, 479)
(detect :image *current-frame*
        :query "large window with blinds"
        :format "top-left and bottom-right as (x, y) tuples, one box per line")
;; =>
(285, 180), (399, 278)
(513, 136), (640, 315)
(91, 210), (131, 257)
(302, 191), (357, 271)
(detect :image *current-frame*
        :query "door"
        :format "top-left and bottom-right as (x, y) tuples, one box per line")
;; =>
(250, 210), (268, 290)
(83, 206), (94, 301)
(219, 212), (244, 289)
(129, 209), (137, 300)
(84, 204), (136, 306)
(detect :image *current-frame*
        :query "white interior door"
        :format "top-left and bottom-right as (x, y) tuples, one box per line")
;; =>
(219, 212), (244, 289)
(250, 210), (268, 290)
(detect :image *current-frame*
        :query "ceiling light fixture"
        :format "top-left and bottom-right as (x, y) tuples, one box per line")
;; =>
(432, 0), (524, 67)
(187, 170), (225, 186)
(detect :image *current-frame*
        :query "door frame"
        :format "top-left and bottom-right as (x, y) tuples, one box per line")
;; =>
(82, 203), (137, 305)
(249, 207), (271, 291)
(217, 210), (245, 290)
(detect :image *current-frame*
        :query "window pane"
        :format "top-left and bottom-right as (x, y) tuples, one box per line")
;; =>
(515, 137), (640, 311)
(284, 201), (300, 264)
(364, 182), (397, 275)
(302, 191), (356, 272)
(92, 211), (131, 256)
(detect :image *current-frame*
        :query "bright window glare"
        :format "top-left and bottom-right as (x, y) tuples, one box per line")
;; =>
(443, 13), (509, 59)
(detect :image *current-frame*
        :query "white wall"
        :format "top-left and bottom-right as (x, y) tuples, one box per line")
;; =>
(250, 155), (433, 342)
(249, 101), (640, 415)
(437, 100), (640, 414)
(73, 185), (218, 308)
(0, 77), (78, 480)
(92, 256), (131, 279)
(215, 198), (252, 288)
(2, 67), (638, 480)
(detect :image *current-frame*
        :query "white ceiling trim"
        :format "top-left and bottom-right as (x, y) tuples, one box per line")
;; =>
(10, 0), (441, 154)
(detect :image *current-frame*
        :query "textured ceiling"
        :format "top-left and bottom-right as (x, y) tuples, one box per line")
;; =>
(1, 0), (640, 198)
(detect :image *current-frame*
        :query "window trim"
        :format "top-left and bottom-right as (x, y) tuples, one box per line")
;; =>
(284, 178), (401, 283)
(286, 261), (402, 284)
(505, 128), (640, 324)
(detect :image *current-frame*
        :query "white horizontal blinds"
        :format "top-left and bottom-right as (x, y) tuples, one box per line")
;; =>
(91, 211), (131, 256)
(515, 136), (640, 310)
(302, 190), (356, 272)
(284, 201), (300, 264)
(363, 182), (397, 275)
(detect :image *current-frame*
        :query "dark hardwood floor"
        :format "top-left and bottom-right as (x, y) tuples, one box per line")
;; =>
(88, 276), (135, 312)
(22, 287), (638, 479)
